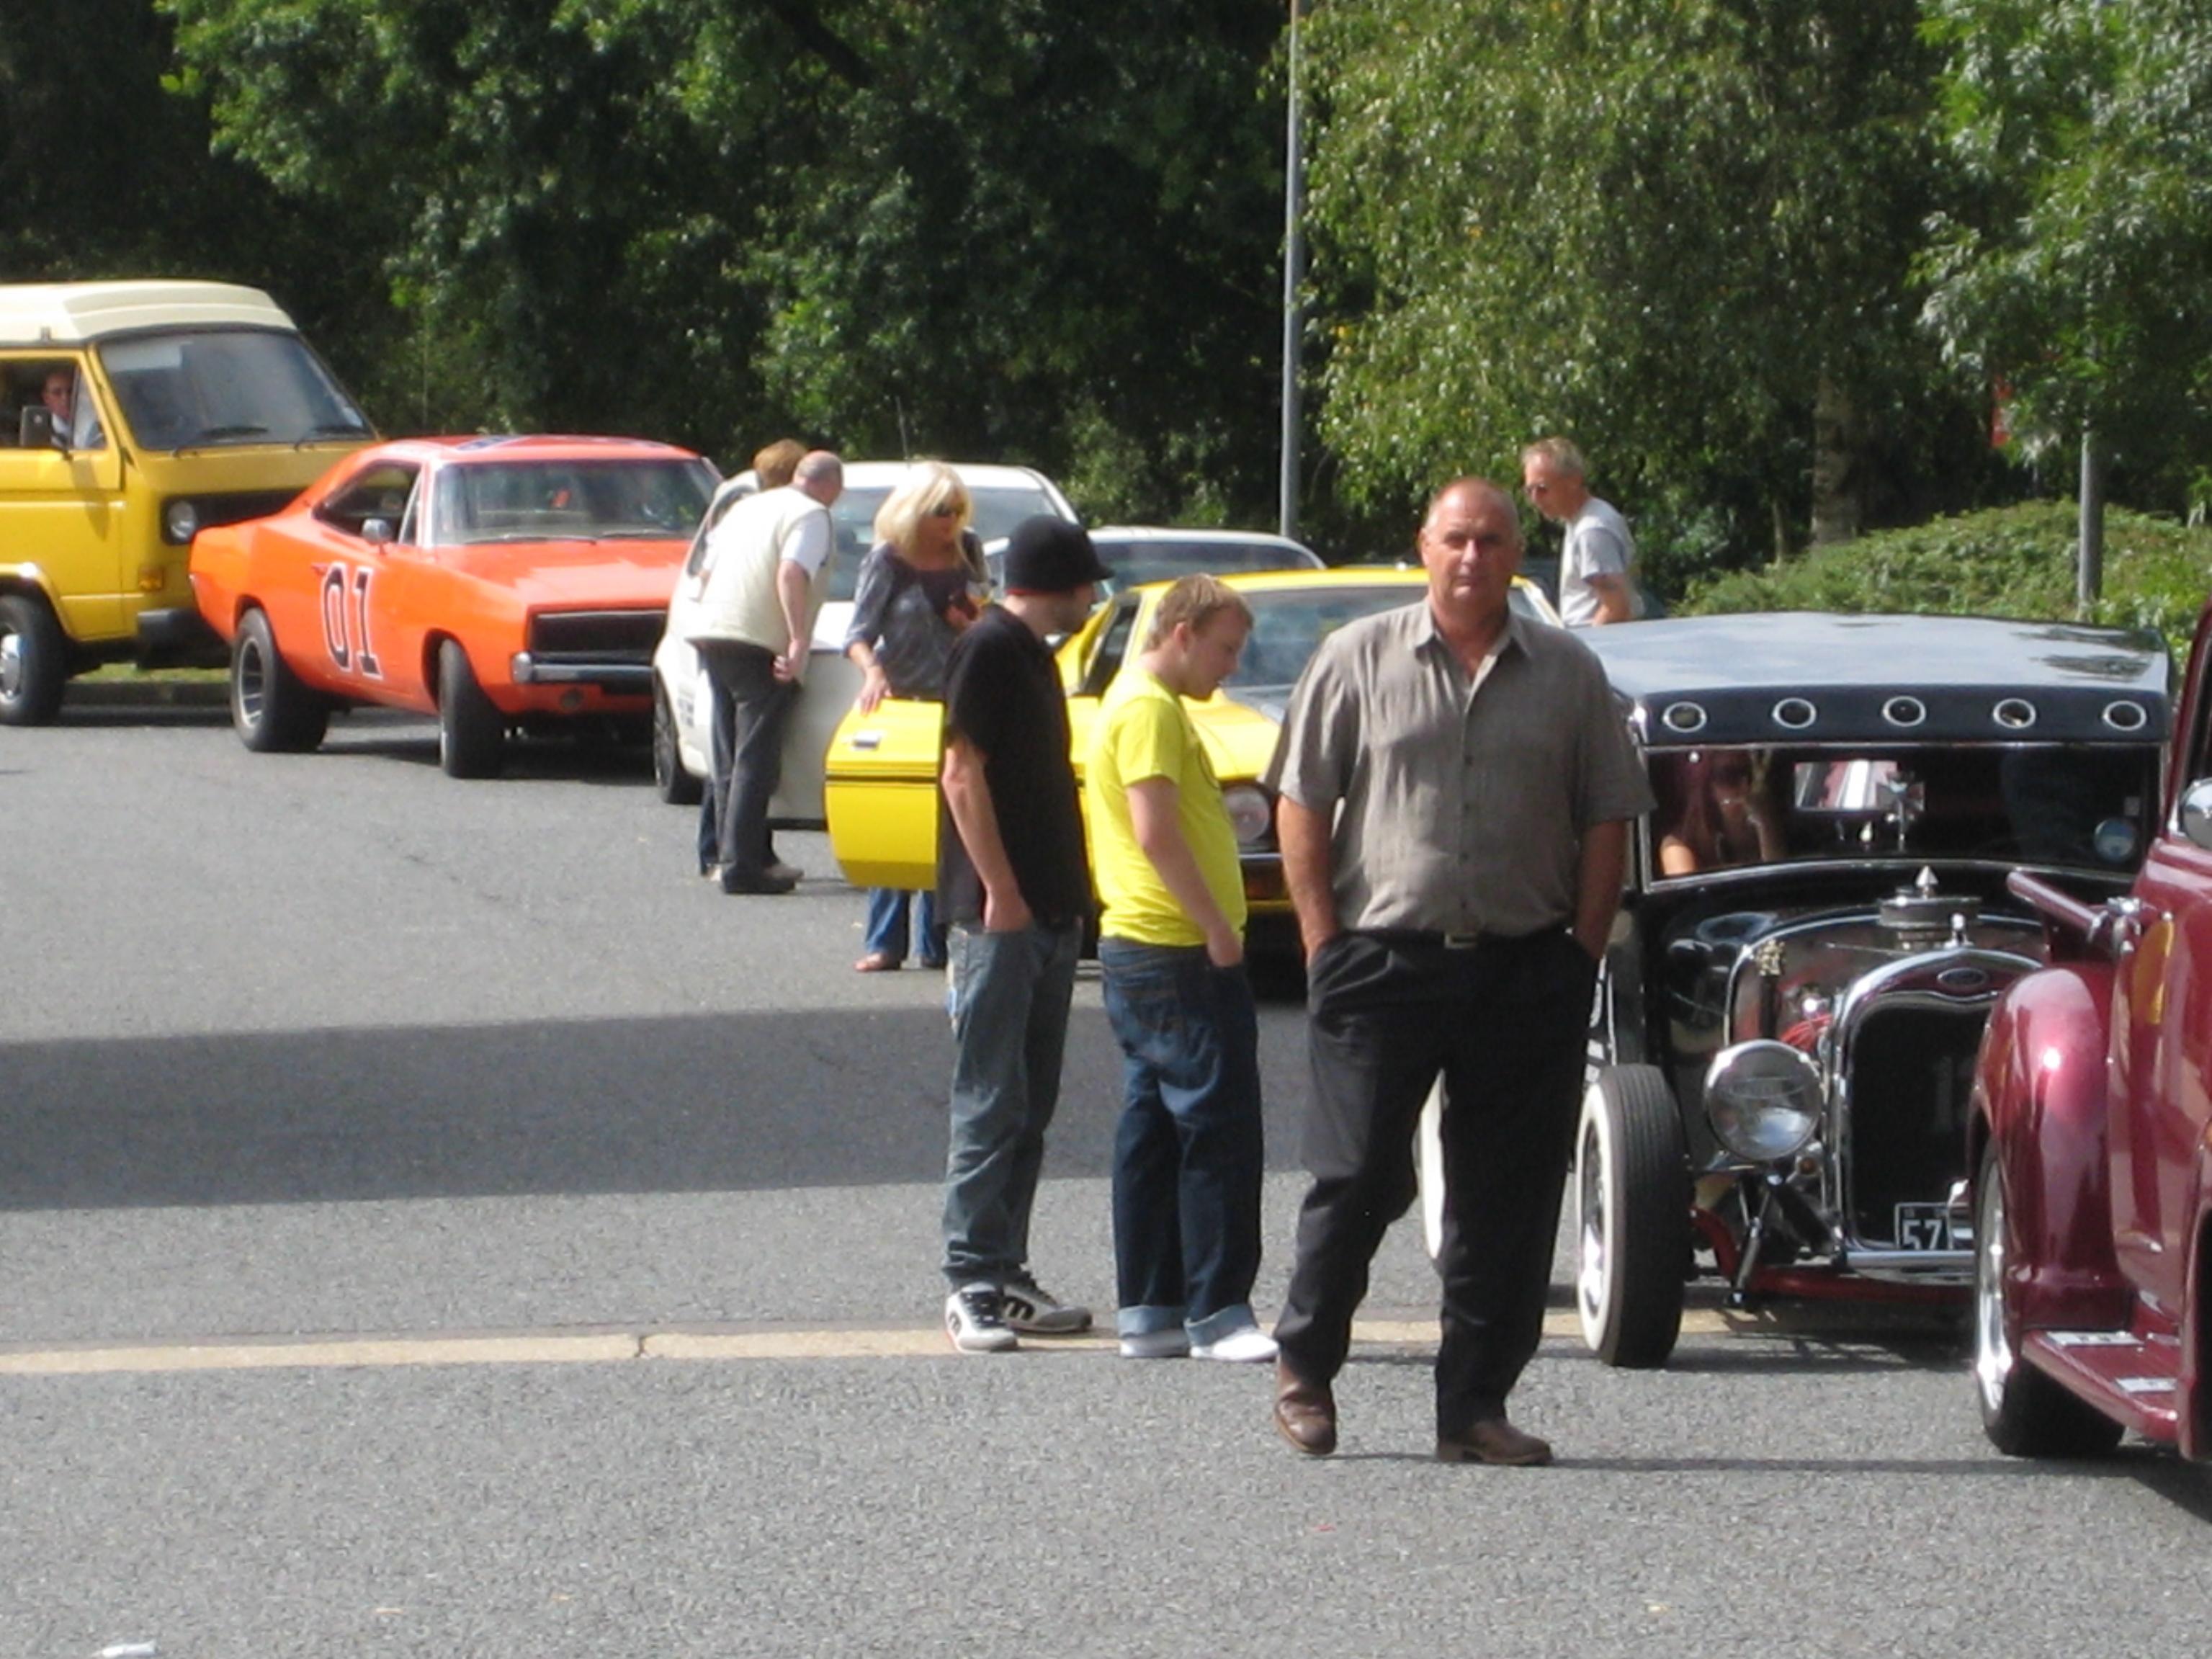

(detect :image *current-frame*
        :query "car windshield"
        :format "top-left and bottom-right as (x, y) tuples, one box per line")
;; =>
(434, 459), (716, 545)
(824, 483), (1060, 600)
(1099, 538), (1321, 592)
(1221, 583), (1545, 690)
(98, 328), (371, 452)
(1648, 743), (2160, 877)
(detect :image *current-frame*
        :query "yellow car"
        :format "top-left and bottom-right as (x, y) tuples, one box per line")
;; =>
(822, 566), (1560, 944)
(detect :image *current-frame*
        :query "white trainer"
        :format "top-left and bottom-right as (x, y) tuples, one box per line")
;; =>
(944, 1285), (1018, 1354)
(1000, 1271), (1092, 1335)
(1191, 1325), (1279, 1364)
(1119, 1328), (1191, 1359)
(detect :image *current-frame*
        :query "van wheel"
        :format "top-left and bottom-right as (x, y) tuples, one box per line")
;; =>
(654, 679), (702, 805)
(437, 640), (505, 778)
(230, 607), (328, 752)
(0, 593), (68, 725)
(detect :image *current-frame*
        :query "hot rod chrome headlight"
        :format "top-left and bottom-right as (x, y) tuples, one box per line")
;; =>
(1703, 1039), (1822, 1164)
(1222, 784), (1273, 849)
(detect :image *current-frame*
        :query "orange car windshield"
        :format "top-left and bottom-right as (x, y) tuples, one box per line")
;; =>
(434, 459), (715, 545)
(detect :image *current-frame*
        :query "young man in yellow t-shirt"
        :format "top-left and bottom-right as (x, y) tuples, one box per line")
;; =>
(1085, 575), (1276, 1363)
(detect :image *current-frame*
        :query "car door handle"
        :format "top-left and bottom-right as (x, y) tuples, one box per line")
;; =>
(850, 732), (882, 751)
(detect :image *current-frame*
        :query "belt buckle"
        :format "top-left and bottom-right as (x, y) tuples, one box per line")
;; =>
(1440, 931), (1484, 950)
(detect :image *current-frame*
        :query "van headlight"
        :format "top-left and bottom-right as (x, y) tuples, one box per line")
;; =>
(1703, 1040), (1822, 1163)
(1222, 784), (1273, 849)
(162, 498), (201, 545)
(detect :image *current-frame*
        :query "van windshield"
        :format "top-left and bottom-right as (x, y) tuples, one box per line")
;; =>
(97, 328), (372, 452)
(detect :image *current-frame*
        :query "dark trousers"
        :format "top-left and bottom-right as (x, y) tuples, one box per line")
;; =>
(1273, 928), (1596, 1434)
(1099, 941), (1266, 1340)
(698, 640), (796, 880)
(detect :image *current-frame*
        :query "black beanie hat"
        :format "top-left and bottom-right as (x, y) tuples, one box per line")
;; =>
(1002, 516), (1111, 593)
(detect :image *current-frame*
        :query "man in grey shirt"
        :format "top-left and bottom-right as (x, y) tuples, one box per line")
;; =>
(1522, 436), (1639, 627)
(1265, 476), (1652, 1466)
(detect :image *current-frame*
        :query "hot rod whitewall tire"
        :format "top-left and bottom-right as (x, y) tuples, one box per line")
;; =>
(1575, 1064), (1689, 1368)
(437, 640), (506, 779)
(0, 591), (68, 726)
(230, 607), (329, 754)
(653, 680), (702, 805)
(1972, 1142), (2126, 1457)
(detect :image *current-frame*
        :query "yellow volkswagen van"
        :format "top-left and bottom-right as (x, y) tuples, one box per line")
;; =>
(0, 281), (375, 723)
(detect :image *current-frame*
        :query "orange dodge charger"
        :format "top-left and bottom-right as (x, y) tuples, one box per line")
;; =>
(190, 434), (717, 777)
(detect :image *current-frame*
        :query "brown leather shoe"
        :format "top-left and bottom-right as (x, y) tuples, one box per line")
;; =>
(1273, 1360), (1338, 1457)
(1436, 1416), (1553, 1467)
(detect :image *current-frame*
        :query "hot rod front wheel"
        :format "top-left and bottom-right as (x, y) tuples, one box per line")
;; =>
(1575, 1064), (1689, 1368)
(1972, 1142), (2124, 1457)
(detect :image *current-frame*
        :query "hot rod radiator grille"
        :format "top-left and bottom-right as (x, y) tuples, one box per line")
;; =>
(1845, 1003), (1983, 1244)
(526, 609), (665, 663)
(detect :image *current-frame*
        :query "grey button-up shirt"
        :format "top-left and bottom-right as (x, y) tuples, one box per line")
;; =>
(1266, 601), (1652, 937)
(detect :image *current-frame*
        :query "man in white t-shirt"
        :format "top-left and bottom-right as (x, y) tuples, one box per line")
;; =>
(686, 449), (843, 893)
(1521, 437), (1638, 627)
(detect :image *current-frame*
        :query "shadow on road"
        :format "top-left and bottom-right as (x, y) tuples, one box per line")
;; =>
(1, 1004), (1312, 1211)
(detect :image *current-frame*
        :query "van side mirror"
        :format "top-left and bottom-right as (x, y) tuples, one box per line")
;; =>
(18, 406), (57, 450)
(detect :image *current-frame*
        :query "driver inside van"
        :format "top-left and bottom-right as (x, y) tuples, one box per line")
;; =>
(37, 365), (104, 450)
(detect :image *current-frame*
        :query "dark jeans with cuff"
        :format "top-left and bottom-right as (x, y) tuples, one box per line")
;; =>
(1273, 927), (1596, 1434)
(1099, 939), (1266, 1344)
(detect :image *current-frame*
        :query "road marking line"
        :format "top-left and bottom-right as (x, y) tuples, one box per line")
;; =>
(0, 1309), (1781, 1376)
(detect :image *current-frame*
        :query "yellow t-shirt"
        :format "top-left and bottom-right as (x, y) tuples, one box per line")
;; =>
(1086, 667), (1248, 947)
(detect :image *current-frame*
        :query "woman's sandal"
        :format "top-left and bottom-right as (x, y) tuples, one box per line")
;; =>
(854, 951), (903, 973)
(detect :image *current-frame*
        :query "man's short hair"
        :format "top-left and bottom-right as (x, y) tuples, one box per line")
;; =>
(752, 438), (805, 490)
(1145, 573), (1253, 649)
(794, 450), (843, 488)
(1519, 436), (1588, 479)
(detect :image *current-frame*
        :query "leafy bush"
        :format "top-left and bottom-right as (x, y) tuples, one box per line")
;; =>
(1678, 501), (2212, 662)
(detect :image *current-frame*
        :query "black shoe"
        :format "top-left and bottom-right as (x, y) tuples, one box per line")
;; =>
(720, 868), (797, 895)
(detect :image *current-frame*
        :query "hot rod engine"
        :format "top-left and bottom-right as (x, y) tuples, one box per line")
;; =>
(1691, 869), (2045, 1281)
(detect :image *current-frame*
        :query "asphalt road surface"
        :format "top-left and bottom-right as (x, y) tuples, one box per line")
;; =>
(5, 706), (2210, 1658)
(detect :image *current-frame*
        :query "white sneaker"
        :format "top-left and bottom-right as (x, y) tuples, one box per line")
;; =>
(944, 1285), (1018, 1354)
(1119, 1328), (1191, 1359)
(1191, 1325), (1279, 1364)
(1000, 1271), (1092, 1335)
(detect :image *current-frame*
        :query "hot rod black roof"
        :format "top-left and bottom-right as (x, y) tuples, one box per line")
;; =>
(1577, 612), (2170, 746)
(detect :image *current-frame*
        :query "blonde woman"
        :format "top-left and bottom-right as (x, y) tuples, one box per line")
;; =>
(843, 461), (988, 971)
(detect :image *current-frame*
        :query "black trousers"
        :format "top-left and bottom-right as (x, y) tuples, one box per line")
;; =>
(1273, 927), (1596, 1434)
(697, 639), (797, 879)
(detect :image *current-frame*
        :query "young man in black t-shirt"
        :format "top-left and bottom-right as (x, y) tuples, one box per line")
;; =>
(936, 516), (1111, 1353)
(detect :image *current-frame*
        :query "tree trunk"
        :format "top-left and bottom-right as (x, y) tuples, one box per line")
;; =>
(1809, 374), (1862, 546)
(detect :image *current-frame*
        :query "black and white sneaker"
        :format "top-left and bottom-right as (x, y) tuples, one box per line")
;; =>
(945, 1284), (1018, 1354)
(1000, 1271), (1092, 1336)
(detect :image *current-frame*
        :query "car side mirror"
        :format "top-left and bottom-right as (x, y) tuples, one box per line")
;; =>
(361, 517), (395, 547)
(18, 406), (57, 449)
(2181, 777), (2212, 853)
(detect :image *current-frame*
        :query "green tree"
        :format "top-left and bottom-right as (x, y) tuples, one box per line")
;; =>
(159, 0), (1290, 523)
(1920, 0), (2212, 514)
(1302, 0), (1963, 578)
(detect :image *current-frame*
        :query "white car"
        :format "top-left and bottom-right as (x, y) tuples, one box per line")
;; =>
(984, 525), (1324, 594)
(651, 460), (1077, 825)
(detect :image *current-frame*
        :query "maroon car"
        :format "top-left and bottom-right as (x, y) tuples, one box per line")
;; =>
(1971, 597), (2212, 1457)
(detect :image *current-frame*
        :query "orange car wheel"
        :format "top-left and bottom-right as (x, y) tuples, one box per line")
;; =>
(436, 640), (506, 779)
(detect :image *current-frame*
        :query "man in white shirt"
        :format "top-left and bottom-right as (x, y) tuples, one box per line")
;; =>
(686, 449), (843, 893)
(1521, 437), (1638, 627)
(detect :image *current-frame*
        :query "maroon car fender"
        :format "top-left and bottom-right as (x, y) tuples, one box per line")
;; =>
(1975, 963), (2133, 1333)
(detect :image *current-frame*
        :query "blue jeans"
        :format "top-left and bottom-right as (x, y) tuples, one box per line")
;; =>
(1099, 939), (1266, 1343)
(863, 886), (944, 966)
(941, 919), (1082, 1289)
